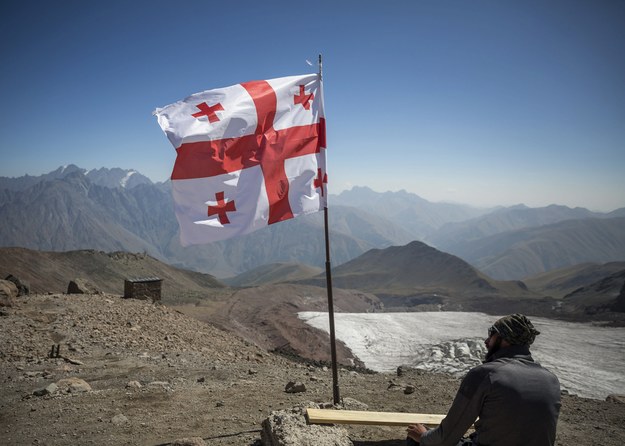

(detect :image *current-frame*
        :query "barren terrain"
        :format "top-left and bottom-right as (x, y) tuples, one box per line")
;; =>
(1, 293), (624, 445)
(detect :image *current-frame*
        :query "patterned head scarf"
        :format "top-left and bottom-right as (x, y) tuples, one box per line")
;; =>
(491, 314), (540, 346)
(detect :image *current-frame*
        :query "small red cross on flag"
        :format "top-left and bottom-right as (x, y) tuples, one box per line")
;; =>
(192, 102), (224, 123)
(154, 74), (327, 246)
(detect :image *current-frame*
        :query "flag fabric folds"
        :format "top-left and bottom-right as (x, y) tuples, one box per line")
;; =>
(154, 74), (327, 246)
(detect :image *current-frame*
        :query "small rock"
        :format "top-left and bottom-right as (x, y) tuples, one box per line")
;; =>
(341, 397), (369, 411)
(285, 381), (306, 393)
(404, 385), (416, 395)
(387, 380), (401, 390)
(34, 383), (58, 396)
(56, 377), (91, 393)
(606, 394), (625, 404)
(125, 381), (142, 389)
(111, 414), (129, 425)
(248, 368), (258, 375)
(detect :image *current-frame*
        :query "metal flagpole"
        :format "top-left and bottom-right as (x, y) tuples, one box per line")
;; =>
(319, 54), (341, 405)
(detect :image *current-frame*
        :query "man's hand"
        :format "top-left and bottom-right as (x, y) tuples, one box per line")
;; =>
(407, 423), (428, 442)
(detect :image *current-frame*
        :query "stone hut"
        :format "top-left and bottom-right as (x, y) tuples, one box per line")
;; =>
(124, 277), (162, 302)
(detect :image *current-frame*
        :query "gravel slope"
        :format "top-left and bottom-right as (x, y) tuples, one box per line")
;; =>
(1, 294), (624, 445)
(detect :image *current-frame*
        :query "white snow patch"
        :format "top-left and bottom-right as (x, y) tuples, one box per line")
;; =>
(299, 311), (625, 400)
(120, 170), (136, 188)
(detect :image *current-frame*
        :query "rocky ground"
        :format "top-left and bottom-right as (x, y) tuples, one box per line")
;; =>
(1, 293), (624, 445)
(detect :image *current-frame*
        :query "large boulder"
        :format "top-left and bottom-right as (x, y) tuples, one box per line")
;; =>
(67, 278), (100, 294)
(0, 279), (18, 307)
(4, 275), (30, 296)
(261, 404), (352, 446)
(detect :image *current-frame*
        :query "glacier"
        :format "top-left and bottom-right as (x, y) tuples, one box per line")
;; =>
(298, 311), (625, 400)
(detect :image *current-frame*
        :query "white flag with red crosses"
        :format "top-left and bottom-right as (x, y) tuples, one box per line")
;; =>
(154, 74), (327, 246)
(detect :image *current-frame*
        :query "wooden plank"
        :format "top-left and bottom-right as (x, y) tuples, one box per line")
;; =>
(306, 409), (446, 427)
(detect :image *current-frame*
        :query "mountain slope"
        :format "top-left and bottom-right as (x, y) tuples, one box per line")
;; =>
(0, 173), (165, 256)
(449, 217), (625, 280)
(524, 262), (625, 298)
(296, 241), (544, 316)
(427, 204), (600, 250)
(0, 168), (416, 277)
(2, 166), (623, 281)
(562, 269), (625, 313)
(0, 247), (224, 301)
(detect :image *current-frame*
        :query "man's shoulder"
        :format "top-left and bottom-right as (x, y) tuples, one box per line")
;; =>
(472, 353), (559, 384)
(467, 359), (503, 376)
(458, 362), (496, 397)
(462, 356), (517, 386)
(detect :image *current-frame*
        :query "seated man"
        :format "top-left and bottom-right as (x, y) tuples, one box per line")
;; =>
(407, 314), (561, 446)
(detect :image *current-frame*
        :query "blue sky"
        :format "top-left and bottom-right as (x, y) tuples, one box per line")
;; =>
(1, 0), (624, 211)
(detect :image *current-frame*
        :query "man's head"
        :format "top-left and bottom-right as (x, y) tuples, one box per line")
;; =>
(485, 314), (540, 359)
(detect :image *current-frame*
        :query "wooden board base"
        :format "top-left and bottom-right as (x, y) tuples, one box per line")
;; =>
(306, 408), (446, 427)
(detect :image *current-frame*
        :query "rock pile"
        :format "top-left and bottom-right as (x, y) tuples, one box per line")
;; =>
(262, 403), (352, 446)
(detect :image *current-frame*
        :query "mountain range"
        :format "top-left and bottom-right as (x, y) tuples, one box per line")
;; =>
(1, 165), (624, 280)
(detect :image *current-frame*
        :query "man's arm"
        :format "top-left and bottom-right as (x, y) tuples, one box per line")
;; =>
(418, 368), (489, 446)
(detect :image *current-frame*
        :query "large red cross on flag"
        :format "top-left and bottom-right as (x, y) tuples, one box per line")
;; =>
(154, 74), (327, 246)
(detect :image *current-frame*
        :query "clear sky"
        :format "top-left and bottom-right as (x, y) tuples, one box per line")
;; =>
(1, 0), (624, 212)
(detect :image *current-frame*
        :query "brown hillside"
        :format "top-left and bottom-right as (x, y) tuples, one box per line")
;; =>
(524, 262), (625, 298)
(0, 247), (225, 303)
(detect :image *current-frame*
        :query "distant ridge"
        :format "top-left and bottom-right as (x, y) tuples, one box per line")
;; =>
(455, 217), (625, 280)
(0, 167), (417, 277)
(332, 186), (489, 239)
(524, 262), (625, 298)
(2, 166), (624, 279)
(562, 268), (625, 313)
(427, 204), (601, 250)
(0, 164), (153, 191)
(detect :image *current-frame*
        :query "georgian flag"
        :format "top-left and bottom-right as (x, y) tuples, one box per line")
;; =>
(154, 74), (327, 246)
